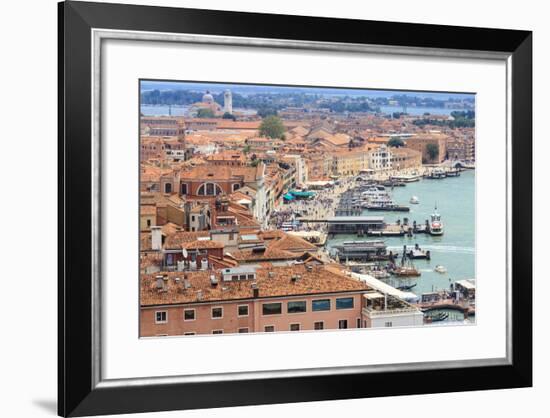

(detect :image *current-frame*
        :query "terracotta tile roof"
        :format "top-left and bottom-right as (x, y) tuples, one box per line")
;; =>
(179, 164), (261, 183)
(216, 121), (261, 130)
(290, 126), (310, 136)
(164, 231), (210, 250)
(140, 205), (156, 216)
(183, 240), (224, 250)
(266, 233), (318, 253)
(140, 264), (369, 306)
(208, 255), (239, 269)
(140, 232), (152, 251)
(162, 222), (182, 236)
(229, 246), (297, 262)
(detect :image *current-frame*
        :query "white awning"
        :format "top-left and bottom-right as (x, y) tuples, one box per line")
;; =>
(363, 292), (385, 300)
(352, 272), (416, 300)
(455, 279), (476, 290)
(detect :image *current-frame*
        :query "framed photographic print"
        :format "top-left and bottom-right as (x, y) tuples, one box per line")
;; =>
(58, 1), (532, 416)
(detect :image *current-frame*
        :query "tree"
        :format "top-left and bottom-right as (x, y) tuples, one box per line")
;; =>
(222, 112), (236, 120)
(259, 115), (285, 139)
(257, 107), (278, 118)
(388, 138), (405, 148)
(426, 143), (439, 162)
(197, 108), (215, 118)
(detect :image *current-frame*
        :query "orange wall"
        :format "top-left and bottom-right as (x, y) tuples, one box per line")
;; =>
(140, 293), (364, 336)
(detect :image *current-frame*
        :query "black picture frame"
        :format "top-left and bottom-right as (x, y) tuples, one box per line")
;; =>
(58, 1), (532, 416)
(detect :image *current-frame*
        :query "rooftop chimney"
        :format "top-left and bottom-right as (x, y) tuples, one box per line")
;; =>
(155, 275), (164, 290)
(151, 226), (162, 251)
(210, 274), (218, 287)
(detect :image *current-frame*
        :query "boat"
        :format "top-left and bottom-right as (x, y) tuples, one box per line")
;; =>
(424, 311), (449, 323)
(392, 265), (421, 277)
(381, 180), (406, 187)
(426, 168), (447, 179)
(429, 205), (444, 235)
(404, 244), (431, 260)
(389, 174), (422, 183)
(366, 203), (410, 212)
(410, 196), (419, 204)
(333, 240), (397, 261)
(390, 252), (421, 277)
(397, 283), (417, 291)
(434, 265), (447, 273)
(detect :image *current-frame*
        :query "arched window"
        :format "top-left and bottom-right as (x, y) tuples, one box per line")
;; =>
(232, 183), (240, 192)
(197, 182), (223, 196)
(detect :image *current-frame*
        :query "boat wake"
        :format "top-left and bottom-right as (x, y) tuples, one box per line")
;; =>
(387, 245), (475, 254)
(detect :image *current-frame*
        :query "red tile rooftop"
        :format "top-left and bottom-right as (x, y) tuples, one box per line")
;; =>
(140, 264), (369, 306)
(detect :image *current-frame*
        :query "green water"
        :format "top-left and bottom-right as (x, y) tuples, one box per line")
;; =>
(328, 170), (475, 296)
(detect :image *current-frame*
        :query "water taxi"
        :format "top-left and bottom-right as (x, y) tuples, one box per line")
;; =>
(429, 206), (444, 235)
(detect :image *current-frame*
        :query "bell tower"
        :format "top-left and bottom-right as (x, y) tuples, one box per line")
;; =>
(223, 90), (233, 114)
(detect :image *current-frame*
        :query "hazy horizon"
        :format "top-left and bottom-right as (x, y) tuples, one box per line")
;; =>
(140, 80), (475, 101)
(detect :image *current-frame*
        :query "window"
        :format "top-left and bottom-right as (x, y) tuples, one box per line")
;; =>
(191, 215), (195, 222)
(211, 307), (223, 319)
(155, 311), (167, 324)
(146, 219), (151, 227)
(385, 321), (393, 327)
(206, 183), (214, 195)
(357, 318), (362, 328)
(238, 328), (249, 333)
(290, 323), (300, 331)
(238, 305), (249, 317)
(180, 183), (188, 195)
(262, 303), (282, 315)
(183, 332), (195, 336)
(212, 330), (223, 334)
(314, 321), (324, 330)
(336, 297), (354, 310)
(164, 183), (172, 193)
(338, 319), (348, 329)
(312, 299), (331, 312)
(184, 309), (195, 321)
(264, 325), (275, 332)
(287, 301), (307, 314)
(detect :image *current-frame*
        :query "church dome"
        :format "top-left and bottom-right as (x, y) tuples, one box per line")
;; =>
(202, 91), (214, 103)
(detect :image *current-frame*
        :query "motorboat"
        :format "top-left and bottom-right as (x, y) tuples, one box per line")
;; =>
(410, 196), (419, 204)
(434, 265), (447, 274)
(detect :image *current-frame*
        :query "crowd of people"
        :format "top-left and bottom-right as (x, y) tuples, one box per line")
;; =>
(267, 177), (358, 232)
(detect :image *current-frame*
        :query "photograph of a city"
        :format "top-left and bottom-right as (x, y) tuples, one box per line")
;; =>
(139, 80), (476, 337)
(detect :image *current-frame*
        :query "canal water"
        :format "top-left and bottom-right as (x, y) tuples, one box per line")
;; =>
(327, 170), (475, 297)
